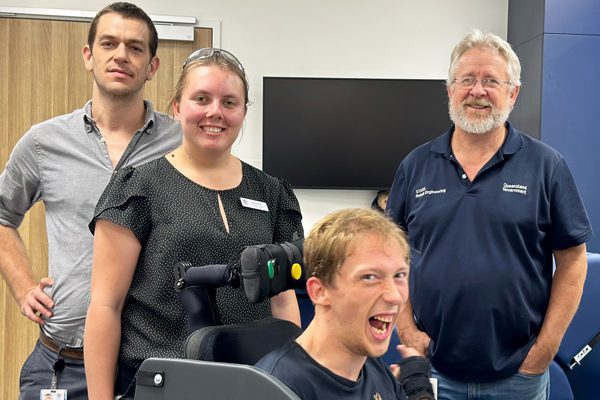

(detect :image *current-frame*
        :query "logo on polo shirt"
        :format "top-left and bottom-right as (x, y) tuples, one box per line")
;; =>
(415, 186), (447, 198)
(502, 182), (527, 195)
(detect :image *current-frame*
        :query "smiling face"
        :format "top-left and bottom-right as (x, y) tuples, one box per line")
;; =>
(448, 46), (519, 135)
(173, 65), (247, 155)
(83, 12), (158, 99)
(316, 232), (409, 359)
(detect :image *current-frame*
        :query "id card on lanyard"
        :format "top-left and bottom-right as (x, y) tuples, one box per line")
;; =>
(40, 349), (68, 399)
(40, 389), (67, 399)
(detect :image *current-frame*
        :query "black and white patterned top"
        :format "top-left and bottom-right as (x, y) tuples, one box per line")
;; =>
(90, 157), (303, 369)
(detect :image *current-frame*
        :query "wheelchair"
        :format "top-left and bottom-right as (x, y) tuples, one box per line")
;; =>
(134, 240), (305, 400)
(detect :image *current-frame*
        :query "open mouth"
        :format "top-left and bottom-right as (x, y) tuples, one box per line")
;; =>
(368, 314), (394, 338)
(465, 101), (491, 111)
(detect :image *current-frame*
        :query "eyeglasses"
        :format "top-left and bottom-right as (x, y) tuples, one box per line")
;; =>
(452, 77), (512, 90)
(183, 48), (245, 74)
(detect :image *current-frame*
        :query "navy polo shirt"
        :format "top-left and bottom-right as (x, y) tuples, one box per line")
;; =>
(387, 123), (592, 382)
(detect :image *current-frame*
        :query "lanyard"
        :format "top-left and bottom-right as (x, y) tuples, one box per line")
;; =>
(51, 348), (66, 390)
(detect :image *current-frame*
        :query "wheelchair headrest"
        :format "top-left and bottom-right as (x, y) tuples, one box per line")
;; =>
(185, 318), (302, 365)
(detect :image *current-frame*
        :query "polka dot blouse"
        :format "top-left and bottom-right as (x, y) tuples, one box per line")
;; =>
(90, 157), (303, 369)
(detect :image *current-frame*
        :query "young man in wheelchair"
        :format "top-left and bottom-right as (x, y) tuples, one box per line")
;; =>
(257, 208), (434, 400)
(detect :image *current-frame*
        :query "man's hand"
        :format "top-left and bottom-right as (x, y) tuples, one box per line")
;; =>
(518, 341), (554, 375)
(390, 344), (425, 378)
(19, 277), (54, 324)
(399, 328), (431, 357)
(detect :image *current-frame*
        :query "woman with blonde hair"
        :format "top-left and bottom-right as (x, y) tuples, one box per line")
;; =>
(84, 48), (303, 399)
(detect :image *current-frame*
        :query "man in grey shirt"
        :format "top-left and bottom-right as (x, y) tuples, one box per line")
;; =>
(0, 3), (181, 399)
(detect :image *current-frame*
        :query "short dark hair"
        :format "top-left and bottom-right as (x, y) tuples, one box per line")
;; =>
(87, 2), (159, 58)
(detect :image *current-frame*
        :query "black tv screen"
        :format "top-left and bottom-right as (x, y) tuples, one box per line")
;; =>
(262, 77), (451, 189)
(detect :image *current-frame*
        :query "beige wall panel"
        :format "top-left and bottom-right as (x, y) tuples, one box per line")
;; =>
(0, 17), (210, 399)
(0, 18), (7, 399)
(147, 28), (213, 113)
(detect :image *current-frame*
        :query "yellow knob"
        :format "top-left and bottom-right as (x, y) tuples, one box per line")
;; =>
(291, 263), (302, 280)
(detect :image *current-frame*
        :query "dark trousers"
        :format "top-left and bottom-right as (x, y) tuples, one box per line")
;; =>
(19, 341), (87, 400)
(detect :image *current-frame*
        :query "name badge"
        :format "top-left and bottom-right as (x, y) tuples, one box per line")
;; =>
(240, 197), (269, 212)
(41, 389), (67, 399)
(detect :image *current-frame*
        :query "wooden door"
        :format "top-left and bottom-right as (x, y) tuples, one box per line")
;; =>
(0, 17), (211, 399)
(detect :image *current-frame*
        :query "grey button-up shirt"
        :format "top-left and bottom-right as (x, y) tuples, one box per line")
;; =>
(0, 100), (181, 346)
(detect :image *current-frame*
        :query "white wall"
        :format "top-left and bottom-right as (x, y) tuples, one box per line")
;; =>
(2, 0), (509, 231)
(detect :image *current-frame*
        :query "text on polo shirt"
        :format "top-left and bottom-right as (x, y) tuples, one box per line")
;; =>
(502, 183), (528, 195)
(415, 187), (447, 198)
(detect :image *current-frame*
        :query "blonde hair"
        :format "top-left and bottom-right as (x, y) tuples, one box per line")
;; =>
(304, 208), (409, 287)
(169, 49), (249, 111)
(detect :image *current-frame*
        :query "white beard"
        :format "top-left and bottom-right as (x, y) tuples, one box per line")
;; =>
(449, 99), (512, 135)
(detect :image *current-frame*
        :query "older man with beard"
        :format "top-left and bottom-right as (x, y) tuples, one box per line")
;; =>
(387, 29), (592, 400)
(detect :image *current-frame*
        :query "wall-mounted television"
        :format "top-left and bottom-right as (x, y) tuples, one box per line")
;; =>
(262, 77), (451, 190)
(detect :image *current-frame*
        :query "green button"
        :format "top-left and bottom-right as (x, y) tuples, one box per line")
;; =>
(267, 259), (275, 279)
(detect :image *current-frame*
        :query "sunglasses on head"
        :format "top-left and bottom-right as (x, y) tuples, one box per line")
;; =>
(182, 47), (245, 74)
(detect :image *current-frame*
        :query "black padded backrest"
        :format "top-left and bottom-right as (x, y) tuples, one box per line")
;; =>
(134, 358), (301, 400)
(185, 317), (302, 364)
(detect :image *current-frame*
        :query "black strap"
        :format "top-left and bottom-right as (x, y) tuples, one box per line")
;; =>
(396, 356), (434, 400)
(397, 356), (431, 379)
(50, 348), (66, 390)
(403, 376), (434, 398)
